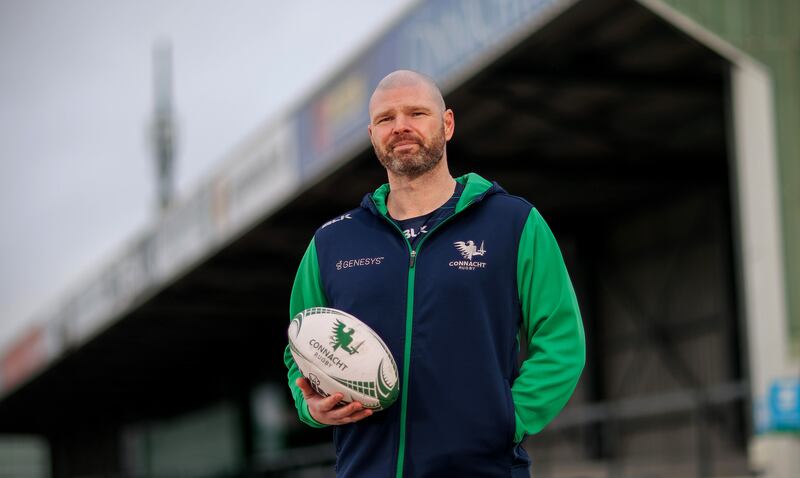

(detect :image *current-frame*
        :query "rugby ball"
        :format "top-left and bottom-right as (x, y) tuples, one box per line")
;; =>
(288, 307), (399, 410)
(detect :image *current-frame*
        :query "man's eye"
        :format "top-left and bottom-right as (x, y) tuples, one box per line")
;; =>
(377, 117), (391, 124)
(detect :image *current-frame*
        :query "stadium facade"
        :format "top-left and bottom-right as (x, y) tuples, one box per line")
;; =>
(1, 0), (798, 476)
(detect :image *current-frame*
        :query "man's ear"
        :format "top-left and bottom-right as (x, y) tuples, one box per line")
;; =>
(443, 109), (455, 141)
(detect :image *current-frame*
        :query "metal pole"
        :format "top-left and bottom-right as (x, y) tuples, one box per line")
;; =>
(152, 40), (176, 212)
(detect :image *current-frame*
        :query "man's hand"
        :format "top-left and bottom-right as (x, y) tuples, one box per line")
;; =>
(296, 377), (373, 425)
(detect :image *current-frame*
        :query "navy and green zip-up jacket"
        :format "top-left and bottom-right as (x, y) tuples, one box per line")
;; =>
(284, 172), (585, 477)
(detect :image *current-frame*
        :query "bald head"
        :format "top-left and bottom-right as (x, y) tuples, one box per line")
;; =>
(369, 70), (446, 114)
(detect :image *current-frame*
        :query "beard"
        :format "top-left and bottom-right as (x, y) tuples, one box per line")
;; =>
(374, 125), (446, 178)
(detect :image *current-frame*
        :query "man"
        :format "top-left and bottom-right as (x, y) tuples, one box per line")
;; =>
(285, 70), (585, 477)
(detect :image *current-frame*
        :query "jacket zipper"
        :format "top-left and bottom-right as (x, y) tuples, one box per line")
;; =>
(370, 197), (479, 478)
(367, 208), (414, 478)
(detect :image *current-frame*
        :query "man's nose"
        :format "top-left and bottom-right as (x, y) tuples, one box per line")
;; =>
(392, 114), (412, 133)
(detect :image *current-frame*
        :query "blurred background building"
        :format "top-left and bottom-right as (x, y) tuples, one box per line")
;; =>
(0, 0), (798, 477)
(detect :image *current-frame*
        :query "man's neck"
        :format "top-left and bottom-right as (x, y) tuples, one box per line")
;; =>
(386, 159), (456, 220)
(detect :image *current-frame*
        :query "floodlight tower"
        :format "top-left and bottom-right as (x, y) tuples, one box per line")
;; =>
(151, 40), (177, 212)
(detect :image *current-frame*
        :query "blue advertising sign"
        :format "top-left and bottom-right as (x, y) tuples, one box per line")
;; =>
(296, 0), (572, 180)
(769, 378), (800, 431)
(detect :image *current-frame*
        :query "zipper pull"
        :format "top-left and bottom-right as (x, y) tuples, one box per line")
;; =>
(409, 250), (417, 268)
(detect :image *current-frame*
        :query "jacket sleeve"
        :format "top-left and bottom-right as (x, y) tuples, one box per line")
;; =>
(512, 208), (585, 442)
(284, 237), (329, 428)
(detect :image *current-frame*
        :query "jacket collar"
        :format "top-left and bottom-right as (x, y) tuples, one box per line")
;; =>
(361, 172), (502, 217)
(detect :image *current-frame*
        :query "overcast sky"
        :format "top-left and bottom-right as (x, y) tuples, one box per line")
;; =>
(0, 0), (415, 350)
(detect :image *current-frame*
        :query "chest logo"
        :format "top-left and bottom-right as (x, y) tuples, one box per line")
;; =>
(453, 240), (486, 260)
(403, 225), (427, 239)
(335, 256), (385, 270)
(449, 240), (487, 271)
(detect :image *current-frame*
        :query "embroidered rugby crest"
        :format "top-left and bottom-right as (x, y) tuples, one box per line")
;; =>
(453, 240), (486, 260)
(450, 240), (488, 271)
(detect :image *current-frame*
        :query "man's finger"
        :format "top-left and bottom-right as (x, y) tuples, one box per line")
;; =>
(342, 407), (373, 423)
(329, 401), (363, 420)
(317, 392), (345, 412)
(296, 377), (316, 399)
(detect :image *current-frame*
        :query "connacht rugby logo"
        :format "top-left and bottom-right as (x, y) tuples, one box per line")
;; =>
(331, 319), (364, 355)
(454, 240), (486, 260)
(450, 240), (488, 271)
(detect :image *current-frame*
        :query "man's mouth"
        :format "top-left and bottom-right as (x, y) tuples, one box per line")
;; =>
(390, 139), (420, 151)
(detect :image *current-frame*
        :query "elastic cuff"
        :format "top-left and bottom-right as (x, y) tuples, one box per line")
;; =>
(301, 402), (328, 428)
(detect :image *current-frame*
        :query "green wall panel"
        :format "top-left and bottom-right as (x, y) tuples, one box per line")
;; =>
(0, 436), (49, 478)
(662, 0), (800, 354)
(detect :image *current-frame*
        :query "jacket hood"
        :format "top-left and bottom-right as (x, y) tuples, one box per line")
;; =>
(361, 172), (505, 217)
